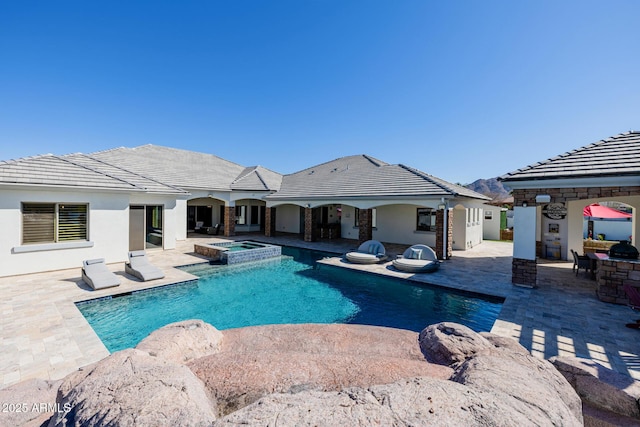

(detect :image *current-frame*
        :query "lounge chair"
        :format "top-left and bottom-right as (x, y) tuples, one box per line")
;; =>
(125, 250), (165, 281)
(570, 249), (590, 276)
(82, 258), (121, 290)
(392, 244), (440, 273)
(345, 240), (388, 264)
(194, 221), (205, 233)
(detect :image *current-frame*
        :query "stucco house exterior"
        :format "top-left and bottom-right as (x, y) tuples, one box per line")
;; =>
(0, 145), (489, 278)
(500, 131), (640, 287)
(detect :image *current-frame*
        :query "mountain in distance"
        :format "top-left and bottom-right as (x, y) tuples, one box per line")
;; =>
(465, 177), (511, 202)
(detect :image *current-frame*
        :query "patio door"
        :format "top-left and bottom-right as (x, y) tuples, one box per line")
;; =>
(129, 205), (164, 251)
(129, 205), (145, 251)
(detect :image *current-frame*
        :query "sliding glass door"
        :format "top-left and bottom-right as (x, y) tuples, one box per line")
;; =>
(129, 205), (163, 251)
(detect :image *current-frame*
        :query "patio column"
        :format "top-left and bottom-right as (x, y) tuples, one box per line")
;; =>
(223, 206), (236, 237)
(435, 208), (452, 260)
(304, 207), (317, 242)
(358, 208), (373, 244)
(512, 204), (537, 287)
(265, 207), (276, 237)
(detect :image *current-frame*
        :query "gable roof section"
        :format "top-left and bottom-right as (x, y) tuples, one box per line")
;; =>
(500, 131), (640, 182)
(91, 144), (251, 191)
(0, 154), (185, 193)
(231, 166), (282, 191)
(64, 153), (186, 194)
(268, 154), (489, 200)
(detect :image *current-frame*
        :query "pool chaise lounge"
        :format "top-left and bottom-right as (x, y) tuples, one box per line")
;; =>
(392, 244), (440, 273)
(82, 258), (121, 290)
(345, 240), (388, 264)
(125, 250), (165, 281)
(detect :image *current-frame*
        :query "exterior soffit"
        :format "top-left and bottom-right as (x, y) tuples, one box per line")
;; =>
(503, 175), (640, 189)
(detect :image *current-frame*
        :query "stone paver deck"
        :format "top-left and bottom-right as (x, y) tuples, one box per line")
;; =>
(2, 234), (640, 389)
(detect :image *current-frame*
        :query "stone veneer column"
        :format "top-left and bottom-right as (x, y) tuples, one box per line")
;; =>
(264, 207), (276, 237)
(304, 207), (317, 242)
(223, 206), (236, 237)
(435, 209), (452, 260)
(512, 258), (537, 287)
(358, 209), (373, 245)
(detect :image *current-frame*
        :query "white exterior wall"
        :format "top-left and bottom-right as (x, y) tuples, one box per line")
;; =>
(0, 188), (181, 277)
(175, 199), (187, 241)
(130, 193), (180, 250)
(513, 206), (537, 260)
(372, 204), (436, 246)
(339, 204), (437, 246)
(582, 219), (632, 241)
(275, 204), (301, 233)
(0, 188), (129, 277)
(452, 205), (483, 249)
(482, 206), (502, 240)
(340, 205), (359, 240)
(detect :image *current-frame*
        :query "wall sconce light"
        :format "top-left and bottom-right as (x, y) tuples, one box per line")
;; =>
(306, 203), (311, 208)
(535, 194), (551, 203)
(438, 203), (446, 210)
(522, 202), (528, 207)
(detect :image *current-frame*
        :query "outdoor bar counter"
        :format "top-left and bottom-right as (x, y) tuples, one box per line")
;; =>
(595, 256), (640, 304)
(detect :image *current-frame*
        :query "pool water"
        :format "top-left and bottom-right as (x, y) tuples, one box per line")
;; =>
(77, 246), (503, 352)
(226, 242), (265, 251)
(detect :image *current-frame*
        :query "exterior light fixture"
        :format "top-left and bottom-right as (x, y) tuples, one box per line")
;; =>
(522, 202), (528, 207)
(535, 194), (551, 203)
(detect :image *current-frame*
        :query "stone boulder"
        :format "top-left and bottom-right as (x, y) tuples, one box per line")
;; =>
(421, 322), (583, 424)
(551, 356), (640, 420)
(188, 324), (452, 415)
(418, 321), (494, 365)
(0, 378), (62, 427)
(219, 323), (427, 360)
(189, 351), (452, 416)
(135, 319), (224, 364)
(213, 376), (577, 426)
(48, 349), (216, 427)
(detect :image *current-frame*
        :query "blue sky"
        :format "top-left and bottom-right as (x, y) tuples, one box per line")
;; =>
(1, 1), (638, 184)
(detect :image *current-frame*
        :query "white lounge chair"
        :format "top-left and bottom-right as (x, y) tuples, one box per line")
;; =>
(392, 244), (440, 273)
(82, 258), (121, 290)
(345, 240), (388, 264)
(125, 250), (165, 281)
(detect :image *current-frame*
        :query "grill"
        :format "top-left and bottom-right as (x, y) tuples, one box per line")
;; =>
(608, 240), (639, 260)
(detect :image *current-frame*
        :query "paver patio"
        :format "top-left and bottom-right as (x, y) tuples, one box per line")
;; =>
(2, 235), (639, 390)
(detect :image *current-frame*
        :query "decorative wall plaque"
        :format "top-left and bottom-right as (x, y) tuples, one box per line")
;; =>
(542, 203), (567, 220)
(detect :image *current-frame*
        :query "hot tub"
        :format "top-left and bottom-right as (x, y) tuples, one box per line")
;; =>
(194, 241), (281, 264)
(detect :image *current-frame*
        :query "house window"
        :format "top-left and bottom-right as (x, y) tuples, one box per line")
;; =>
(22, 203), (88, 244)
(416, 208), (436, 232)
(484, 210), (493, 220)
(354, 208), (377, 228)
(236, 205), (247, 225)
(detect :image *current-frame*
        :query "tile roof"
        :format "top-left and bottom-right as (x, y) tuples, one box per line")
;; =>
(0, 154), (184, 193)
(90, 145), (251, 191)
(500, 131), (640, 182)
(231, 166), (282, 191)
(267, 154), (489, 200)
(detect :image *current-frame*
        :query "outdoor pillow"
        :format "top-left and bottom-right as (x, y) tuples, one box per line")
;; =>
(409, 248), (422, 259)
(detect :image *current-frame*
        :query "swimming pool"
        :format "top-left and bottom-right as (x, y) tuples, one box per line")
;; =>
(77, 246), (503, 352)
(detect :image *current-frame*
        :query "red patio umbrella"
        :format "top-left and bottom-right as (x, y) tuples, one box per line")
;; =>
(583, 203), (632, 219)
